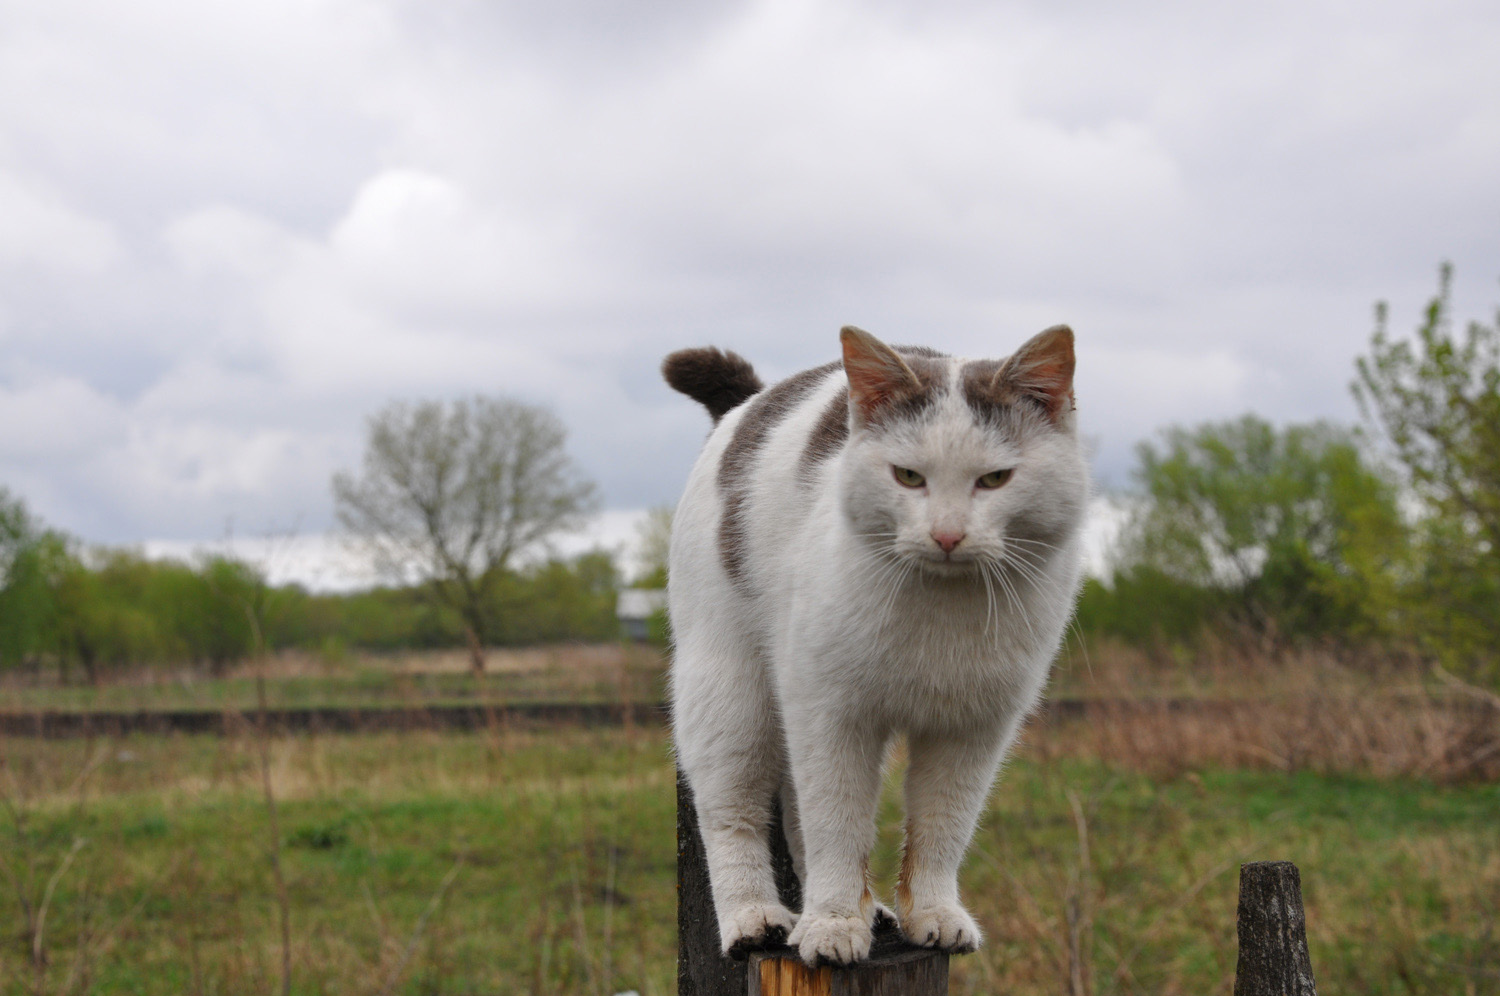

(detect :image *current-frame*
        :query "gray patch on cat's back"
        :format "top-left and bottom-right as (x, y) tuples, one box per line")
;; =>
(797, 392), (849, 485)
(718, 361), (840, 588)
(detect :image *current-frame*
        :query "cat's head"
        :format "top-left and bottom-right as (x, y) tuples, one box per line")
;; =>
(837, 326), (1088, 578)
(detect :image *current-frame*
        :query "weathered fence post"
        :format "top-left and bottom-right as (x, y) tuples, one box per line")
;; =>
(1234, 861), (1319, 996)
(678, 770), (948, 995)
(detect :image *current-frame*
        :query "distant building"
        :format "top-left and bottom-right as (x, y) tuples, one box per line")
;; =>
(616, 588), (668, 641)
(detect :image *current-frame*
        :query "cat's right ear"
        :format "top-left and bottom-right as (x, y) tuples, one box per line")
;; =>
(841, 326), (923, 426)
(992, 325), (1076, 422)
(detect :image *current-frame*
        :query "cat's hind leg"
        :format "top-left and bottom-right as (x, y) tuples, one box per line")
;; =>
(674, 633), (795, 957)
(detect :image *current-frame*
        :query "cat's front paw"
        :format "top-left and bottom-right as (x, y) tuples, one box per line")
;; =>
(720, 903), (797, 959)
(788, 911), (872, 966)
(900, 903), (982, 953)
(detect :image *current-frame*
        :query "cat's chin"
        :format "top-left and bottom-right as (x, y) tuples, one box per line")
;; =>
(910, 555), (981, 579)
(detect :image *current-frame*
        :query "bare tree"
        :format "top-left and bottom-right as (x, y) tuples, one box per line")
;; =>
(332, 396), (598, 673)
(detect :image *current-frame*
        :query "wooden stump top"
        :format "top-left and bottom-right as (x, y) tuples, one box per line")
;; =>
(748, 940), (948, 996)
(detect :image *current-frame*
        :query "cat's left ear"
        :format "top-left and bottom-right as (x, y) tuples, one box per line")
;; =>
(841, 326), (926, 425)
(995, 325), (1076, 421)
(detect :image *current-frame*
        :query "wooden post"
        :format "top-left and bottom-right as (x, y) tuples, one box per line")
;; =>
(679, 771), (746, 995)
(677, 769), (948, 995)
(746, 944), (948, 996)
(1234, 861), (1319, 996)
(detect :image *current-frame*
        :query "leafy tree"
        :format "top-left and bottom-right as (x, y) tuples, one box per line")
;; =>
(632, 506), (672, 588)
(1122, 415), (1407, 644)
(0, 487), (37, 582)
(1073, 569), (1233, 649)
(487, 551), (621, 644)
(1354, 263), (1500, 679)
(39, 547), (262, 681)
(332, 396), (598, 672)
(194, 554), (266, 669)
(0, 489), (57, 669)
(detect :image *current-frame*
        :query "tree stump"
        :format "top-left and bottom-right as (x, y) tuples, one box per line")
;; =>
(677, 770), (948, 995)
(1234, 861), (1319, 996)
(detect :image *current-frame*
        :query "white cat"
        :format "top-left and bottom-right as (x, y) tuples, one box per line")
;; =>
(663, 325), (1088, 966)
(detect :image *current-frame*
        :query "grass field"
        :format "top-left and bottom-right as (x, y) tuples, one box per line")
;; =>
(2, 719), (1497, 996)
(0, 645), (667, 715)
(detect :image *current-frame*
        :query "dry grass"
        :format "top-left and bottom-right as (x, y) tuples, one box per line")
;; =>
(1024, 695), (1500, 782)
(224, 643), (646, 681)
(1039, 635), (1500, 782)
(0, 643), (669, 714)
(1053, 632), (1433, 701)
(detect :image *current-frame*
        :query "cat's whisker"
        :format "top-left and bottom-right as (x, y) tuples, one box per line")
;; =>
(988, 557), (1016, 615)
(876, 568), (907, 623)
(1066, 615), (1094, 681)
(994, 561), (1038, 644)
(880, 561), (918, 624)
(1004, 544), (1062, 581)
(1001, 550), (1049, 593)
(867, 563), (904, 611)
(1003, 543), (1050, 567)
(864, 548), (915, 624)
(986, 561), (1009, 638)
(1006, 536), (1062, 553)
(977, 558), (997, 635)
(994, 546), (1040, 587)
(1002, 543), (1054, 578)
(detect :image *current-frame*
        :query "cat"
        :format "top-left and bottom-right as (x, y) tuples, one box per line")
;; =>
(662, 325), (1088, 966)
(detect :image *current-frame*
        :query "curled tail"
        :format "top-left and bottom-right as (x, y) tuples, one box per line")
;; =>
(662, 347), (764, 423)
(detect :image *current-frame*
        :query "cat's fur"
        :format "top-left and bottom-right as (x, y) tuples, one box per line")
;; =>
(664, 325), (1088, 966)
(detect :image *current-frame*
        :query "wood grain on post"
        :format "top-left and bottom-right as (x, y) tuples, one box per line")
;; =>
(1234, 861), (1319, 996)
(747, 944), (948, 996)
(678, 769), (948, 995)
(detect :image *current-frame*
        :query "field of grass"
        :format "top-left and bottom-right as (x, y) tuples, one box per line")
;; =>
(0, 645), (667, 715)
(2, 720), (1496, 996)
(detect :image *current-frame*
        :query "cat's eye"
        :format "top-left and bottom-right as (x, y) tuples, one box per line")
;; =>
(892, 466), (926, 488)
(976, 469), (1013, 490)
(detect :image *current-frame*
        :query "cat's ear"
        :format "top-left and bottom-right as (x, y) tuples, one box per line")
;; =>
(840, 326), (924, 425)
(994, 325), (1075, 421)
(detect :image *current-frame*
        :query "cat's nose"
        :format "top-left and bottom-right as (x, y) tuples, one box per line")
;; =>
(931, 530), (965, 553)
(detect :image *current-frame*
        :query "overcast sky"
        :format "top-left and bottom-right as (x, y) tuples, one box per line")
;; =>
(2, 0), (1497, 585)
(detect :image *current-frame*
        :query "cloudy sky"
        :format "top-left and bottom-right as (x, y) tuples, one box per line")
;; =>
(1, 0), (1496, 586)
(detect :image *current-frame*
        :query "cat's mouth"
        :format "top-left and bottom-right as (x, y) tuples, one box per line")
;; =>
(911, 549), (982, 576)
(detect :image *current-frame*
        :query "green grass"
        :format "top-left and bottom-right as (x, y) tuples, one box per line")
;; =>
(1, 727), (1495, 995)
(1, 728), (677, 995)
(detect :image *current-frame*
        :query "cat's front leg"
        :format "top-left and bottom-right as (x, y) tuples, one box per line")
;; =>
(783, 714), (888, 966)
(896, 728), (1010, 953)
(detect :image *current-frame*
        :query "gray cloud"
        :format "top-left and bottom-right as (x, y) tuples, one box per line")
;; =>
(0, 0), (1496, 570)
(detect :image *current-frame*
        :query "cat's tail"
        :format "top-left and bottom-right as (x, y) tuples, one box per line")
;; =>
(662, 347), (764, 423)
